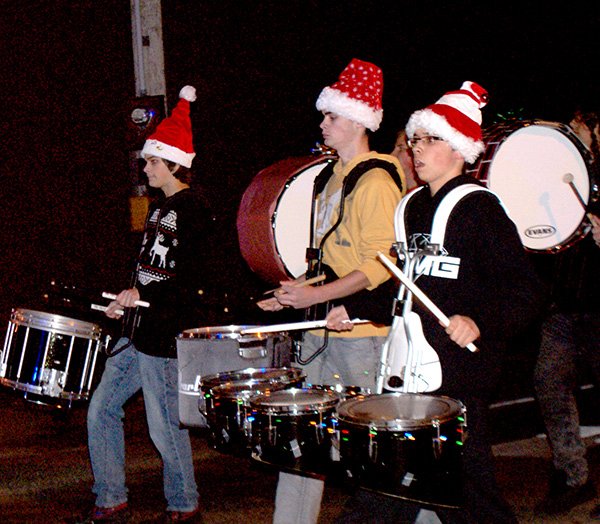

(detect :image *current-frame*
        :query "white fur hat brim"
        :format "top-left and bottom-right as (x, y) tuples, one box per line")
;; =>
(316, 87), (383, 132)
(141, 139), (196, 168)
(406, 109), (484, 164)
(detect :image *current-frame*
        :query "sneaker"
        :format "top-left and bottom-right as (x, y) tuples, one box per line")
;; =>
(536, 478), (596, 515)
(165, 506), (202, 523)
(74, 502), (130, 523)
(591, 503), (600, 520)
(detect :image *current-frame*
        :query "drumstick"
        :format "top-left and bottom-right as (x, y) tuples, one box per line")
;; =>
(562, 173), (590, 218)
(377, 252), (478, 353)
(262, 274), (327, 295)
(241, 318), (368, 334)
(91, 303), (124, 316)
(102, 292), (150, 308)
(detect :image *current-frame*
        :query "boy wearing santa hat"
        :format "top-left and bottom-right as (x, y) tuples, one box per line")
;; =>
(79, 86), (209, 523)
(258, 58), (406, 523)
(329, 82), (546, 523)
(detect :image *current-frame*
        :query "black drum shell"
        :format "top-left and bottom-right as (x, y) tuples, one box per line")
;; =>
(336, 393), (466, 508)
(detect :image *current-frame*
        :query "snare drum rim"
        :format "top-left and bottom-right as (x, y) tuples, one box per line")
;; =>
(249, 387), (341, 414)
(178, 325), (272, 341)
(335, 393), (465, 430)
(10, 308), (103, 339)
(200, 366), (305, 392)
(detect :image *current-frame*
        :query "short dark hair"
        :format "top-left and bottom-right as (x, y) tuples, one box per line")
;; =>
(163, 158), (192, 185)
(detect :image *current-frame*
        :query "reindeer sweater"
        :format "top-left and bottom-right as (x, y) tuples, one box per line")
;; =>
(130, 188), (212, 358)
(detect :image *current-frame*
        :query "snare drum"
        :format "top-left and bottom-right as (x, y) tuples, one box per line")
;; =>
(201, 367), (305, 456)
(0, 308), (107, 403)
(176, 325), (292, 427)
(336, 393), (466, 508)
(237, 155), (336, 284)
(467, 120), (595, 253)
(248, 387), (342, 478)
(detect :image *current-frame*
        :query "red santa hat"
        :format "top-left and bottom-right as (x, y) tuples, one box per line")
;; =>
(406, 81), (488, 163)
(315, 58), (384, 132)
(141, 86), (197, 168)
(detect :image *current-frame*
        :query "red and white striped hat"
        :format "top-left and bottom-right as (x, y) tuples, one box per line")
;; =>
(406, 81), (488, 163)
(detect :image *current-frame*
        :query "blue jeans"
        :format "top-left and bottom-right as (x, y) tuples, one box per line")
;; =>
(87, 339), (198, 511)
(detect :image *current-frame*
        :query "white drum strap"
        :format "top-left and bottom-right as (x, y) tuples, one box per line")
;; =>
(395, 184), (496, 250)
(394, 187), (425, 245)
(430, 184), (490, 247)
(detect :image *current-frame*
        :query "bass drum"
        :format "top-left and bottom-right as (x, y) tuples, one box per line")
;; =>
(237, 155), (336, 284)
(467, 120), (595, 253)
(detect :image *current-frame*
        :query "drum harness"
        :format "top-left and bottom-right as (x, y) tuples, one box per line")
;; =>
(295, 158), (404, 365)
(379, 184), (493, 393)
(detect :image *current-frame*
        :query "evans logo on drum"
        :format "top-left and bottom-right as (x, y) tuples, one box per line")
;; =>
(524, 225), (557, 239)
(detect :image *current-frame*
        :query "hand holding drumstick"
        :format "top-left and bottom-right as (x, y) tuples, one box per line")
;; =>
(257, 275), (326, 311)
(100, 288), (149, 319)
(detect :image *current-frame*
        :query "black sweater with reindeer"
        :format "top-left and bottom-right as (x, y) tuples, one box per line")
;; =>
(127, 188), (213, 358)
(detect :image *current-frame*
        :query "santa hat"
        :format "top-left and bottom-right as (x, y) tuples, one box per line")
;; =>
(406, 81), (488, 163)
(141, 86), (197, 168)
(315, 58), (383, 132)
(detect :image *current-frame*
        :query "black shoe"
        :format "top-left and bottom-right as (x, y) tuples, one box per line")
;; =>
(591, 503), (600, 520)
(536, 478), (596, 515)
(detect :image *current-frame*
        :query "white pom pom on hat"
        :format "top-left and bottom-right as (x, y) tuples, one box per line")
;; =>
(141, 85), (197, 167)
(406, 81), (489, 163)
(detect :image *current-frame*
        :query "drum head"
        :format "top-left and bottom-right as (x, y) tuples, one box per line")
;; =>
(178, 325), (268, 342)
(478, 122), (591, 252)
(336, 393), (464, 430)
(201, 366), (305, 391)
(249, 387), (340, 414)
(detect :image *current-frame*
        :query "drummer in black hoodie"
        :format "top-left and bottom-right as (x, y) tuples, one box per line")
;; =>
(328, 82), (547, 523)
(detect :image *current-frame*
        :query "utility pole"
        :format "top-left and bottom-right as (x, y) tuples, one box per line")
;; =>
(128, 0), (166, 231)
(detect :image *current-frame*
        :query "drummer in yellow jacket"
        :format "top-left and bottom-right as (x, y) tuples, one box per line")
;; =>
(258, 58), (405, 524)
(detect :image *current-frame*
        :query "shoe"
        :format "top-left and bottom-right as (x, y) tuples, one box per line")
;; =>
(74, 502), (130, 523)
(165, 506), (202, 522)
(591, 503), (600, 519)
(535, 477), (596, 515)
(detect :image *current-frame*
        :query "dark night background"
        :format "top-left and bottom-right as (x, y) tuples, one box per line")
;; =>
(1, 1), (599, 362)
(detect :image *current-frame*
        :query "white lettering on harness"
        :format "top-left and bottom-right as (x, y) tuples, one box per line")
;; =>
(414, 255), (460, 279)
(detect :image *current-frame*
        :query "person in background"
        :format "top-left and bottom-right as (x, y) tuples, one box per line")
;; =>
(533, 105), (600, 517)
(391, 128), (421, 192)
(76, 87), (209, 523)
(258, 58), (405, 524)
(327, 81), (546, 523)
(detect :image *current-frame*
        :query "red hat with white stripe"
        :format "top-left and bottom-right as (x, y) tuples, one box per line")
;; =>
(142, 86), (197, 168)
(406, 81), (488, 163)
(316, 58), (384, 132)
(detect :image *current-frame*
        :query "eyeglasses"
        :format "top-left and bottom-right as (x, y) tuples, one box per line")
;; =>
(407, 135), (445, 149)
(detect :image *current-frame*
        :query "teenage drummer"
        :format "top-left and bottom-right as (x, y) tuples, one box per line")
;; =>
(257, 58), (406, 524)
(73, 87), (213, 523)
(327, 82), (547, 522)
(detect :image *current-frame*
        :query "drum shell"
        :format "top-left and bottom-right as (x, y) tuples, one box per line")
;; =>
(201, 367), (306, 456)
(236, 155), (335, 284)
(248, 387), (342, 478)
(176, 325), (292, 427)
(0, 308), (105, 403)
(336, 393), (466, 508)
